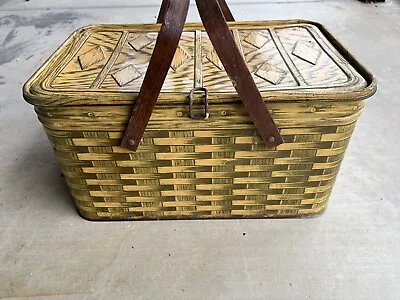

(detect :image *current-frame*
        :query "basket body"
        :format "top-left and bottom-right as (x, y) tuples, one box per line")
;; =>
(23, 21), (376, 220)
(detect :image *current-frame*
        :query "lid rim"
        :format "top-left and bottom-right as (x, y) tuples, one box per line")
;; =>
(23, 20), (377, 107)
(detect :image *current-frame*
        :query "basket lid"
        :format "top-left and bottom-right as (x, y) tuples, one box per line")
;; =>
(23, 20), (376, 107)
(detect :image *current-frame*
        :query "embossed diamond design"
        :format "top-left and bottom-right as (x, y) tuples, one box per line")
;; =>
(206, 49), (224, 70)
(255, 63), (287, 85)
(128, 35), (154, 51)
(292, 41), (322, 65)
(244, 31), (270, 49)
(111, 64), (143, 87)
(170, 46), (191, 72)
(78, 46), (106, 70)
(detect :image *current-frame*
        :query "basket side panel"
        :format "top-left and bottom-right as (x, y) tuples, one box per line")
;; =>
(36, 101), (362, 220)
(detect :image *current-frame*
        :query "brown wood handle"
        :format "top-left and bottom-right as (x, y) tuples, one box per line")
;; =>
(157, 0), (235, 23)
(214, 0), (236, 22)
(122, 0), (283, 151)
(195, 0), (283, 147)
(121, 0), (190, 151)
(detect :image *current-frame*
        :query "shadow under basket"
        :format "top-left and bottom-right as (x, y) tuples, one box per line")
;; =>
(23, 20), (376, 220)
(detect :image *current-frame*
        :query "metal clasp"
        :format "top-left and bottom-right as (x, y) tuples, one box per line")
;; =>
(189, 87), (209, 120)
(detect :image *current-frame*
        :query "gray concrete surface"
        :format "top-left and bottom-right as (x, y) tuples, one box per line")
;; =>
(0, 0), (399, 299)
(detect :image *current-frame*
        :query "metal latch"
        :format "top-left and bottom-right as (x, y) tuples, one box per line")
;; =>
(189, 87), (209, 120)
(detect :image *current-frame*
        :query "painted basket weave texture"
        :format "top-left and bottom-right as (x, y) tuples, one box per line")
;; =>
(23, 21), (376, 220)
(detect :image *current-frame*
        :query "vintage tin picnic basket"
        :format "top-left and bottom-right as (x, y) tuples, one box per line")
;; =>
(23, 0), (376, 220)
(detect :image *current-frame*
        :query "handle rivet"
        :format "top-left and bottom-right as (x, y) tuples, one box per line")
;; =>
(268, 136), (275, 143)
(128, 139), (135, 146)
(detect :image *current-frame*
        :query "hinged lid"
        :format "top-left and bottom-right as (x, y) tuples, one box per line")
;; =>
(23, 20), (376, 107)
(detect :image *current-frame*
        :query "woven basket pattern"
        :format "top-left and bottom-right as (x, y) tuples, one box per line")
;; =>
(36, 101), (361, 220)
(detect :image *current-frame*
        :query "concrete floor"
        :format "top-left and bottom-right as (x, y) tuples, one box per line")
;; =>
(0, 0), (399, 299)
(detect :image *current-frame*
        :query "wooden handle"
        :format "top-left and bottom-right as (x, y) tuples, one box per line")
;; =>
(195, 0), (283, 147)
(121, 0), (190, 151)
(157, 0), (235, 23)
(121, 0), (283, 151)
